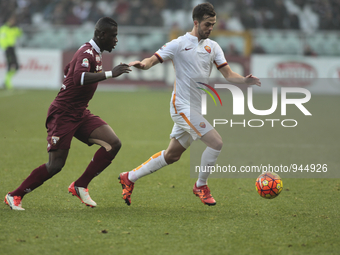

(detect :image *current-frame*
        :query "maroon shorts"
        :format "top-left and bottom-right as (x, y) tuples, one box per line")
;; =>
(46, 105), (107, 152)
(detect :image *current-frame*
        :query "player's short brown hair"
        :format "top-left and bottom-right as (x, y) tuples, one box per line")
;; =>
(192, 2), (216, 23)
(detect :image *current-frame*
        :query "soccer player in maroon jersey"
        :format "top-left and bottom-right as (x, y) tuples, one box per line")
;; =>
(4, 17), (132, 210)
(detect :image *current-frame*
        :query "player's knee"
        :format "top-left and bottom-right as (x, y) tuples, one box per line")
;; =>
(107, 138), (122, 156)
(111, 139), (122, 152)
(46, 160), (65, 176)
(214, 140), (223, 151)
(165, 153), (181, 164)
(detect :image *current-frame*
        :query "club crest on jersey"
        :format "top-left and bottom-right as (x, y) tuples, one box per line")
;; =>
(204, 46), (211, 53)
(51, 136), (60, 145)
(199, 122), (206, 128)
(81, 58), (89, 68)
(96, 55), (101, 63)
(84, 49), (94, 56)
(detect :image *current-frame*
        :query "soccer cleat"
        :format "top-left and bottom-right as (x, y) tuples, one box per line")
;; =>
(193, 183), (216, 206)
(118, 172), (134, 206)
(4, 193), (25, 210)
(68, 182), (97, 208)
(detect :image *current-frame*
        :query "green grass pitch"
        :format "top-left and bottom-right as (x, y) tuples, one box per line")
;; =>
(0, 89), (339, 255)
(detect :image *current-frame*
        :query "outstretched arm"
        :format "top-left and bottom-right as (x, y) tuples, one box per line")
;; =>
(129, 55), (160, 70)
(83, 63), (132, 85)
(219, 65), (261, 87)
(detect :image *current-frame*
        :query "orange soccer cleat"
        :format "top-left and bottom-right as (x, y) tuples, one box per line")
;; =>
(4, 193), (25, 210)
(118, 172), (134, 206)
(193, 183), (216, 206)
(68, 182), (97, 207)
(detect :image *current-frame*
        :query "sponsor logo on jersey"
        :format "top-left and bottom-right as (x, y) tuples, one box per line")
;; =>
(199, 122), (206, 128)
(81, 58), (89, 68)
(181, 47), (193, 52)
(204, 46), (211, 53)
(84, 49), (94, 56)
(96, 65), (103, 72)
(51, 136), (60, 145)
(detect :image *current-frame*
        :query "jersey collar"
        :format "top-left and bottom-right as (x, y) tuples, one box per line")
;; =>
(89, 39), (101, 53)
(185, 32), (206, 44)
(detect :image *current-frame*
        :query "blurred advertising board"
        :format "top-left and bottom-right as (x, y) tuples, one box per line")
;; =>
(0, 49), (62, 89)
(251, 55), (340, 94)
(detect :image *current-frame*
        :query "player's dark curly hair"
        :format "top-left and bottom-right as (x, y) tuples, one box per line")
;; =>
(192, 2), (216, 22)
(95, 17), (117, 32)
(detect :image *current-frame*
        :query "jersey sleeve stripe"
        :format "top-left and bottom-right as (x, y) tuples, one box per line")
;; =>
(80, 72), (85, 85)
(179, 113), (202, 137)
(215, 62), (228, 69)
(154, 53), (163, 63)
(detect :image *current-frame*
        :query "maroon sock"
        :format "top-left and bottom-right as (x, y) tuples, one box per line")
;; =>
(10, 164), (50, 198)
(75, 147), (114, 188)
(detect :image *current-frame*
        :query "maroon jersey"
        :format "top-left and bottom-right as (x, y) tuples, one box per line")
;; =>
(51, 39), (103, 115)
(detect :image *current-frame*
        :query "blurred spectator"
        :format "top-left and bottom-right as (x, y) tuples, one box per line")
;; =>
(287, 13), (300, 29)
(239, 9), (258, 29)
(256, 7), (274, 29)
(272, 0), (290, 29)
(316, 0), (340, 30)
(169, 22), (182, 40)
(113, 0), (131, 26)
(303, 44), (317, 56)
(87, 4), (106, 24)
(165, 0), (184, 10)
(252, 43), (266, 54)
(0, 0), (339, 31)
(226, 13), (244, 32)
(148, 4), (164, 27)
(285, 0), (319, 33)
(72, 0), (92, 23)
(0, 0), (18, 25)
(51, 2), (67, 25)
(226, 43), (240, 56)
(64, 1), (82, 25)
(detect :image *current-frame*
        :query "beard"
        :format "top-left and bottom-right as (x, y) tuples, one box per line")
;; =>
(198, 27), (209, 40)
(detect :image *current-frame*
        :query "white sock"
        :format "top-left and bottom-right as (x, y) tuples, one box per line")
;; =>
(196, 147), (221, 187)
(128, 150), (168, 182)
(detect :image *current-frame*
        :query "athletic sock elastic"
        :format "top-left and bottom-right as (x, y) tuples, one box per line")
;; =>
(196, 147), (221, 187)
(10, 164), (50, 198)
(128, 150), (168, 183)
(75, 147), (114, 188)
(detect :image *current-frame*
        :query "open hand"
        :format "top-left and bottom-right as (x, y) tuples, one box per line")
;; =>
(245, 74), (261, 87)
(129, 61), (146, 69)
(112, 63), (132, 78)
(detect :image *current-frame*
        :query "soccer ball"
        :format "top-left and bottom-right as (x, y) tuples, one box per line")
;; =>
(255, 172), (283, 199)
